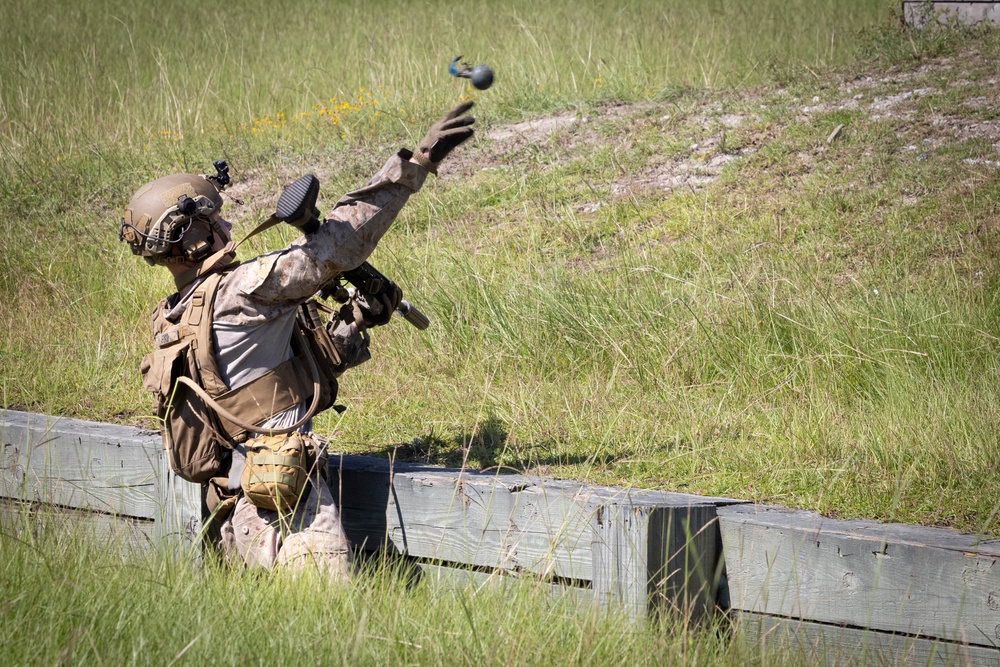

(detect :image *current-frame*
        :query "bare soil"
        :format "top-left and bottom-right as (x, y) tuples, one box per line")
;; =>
(224, 43), (999, 228)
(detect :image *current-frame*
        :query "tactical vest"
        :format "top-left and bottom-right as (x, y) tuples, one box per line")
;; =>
(141, 270), (343, 483)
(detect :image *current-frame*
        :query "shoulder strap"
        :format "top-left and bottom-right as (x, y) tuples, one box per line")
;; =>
(173, 269), (323, 437)
(172, 214), (282, 291)
(185, 272), (229, 396)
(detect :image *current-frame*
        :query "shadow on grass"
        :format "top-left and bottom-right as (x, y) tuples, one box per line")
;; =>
(366, 415), (623, 473)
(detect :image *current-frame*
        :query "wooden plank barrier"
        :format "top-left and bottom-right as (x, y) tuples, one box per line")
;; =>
(0, 409), (736, 618)
(719, 504), (1000, 665)
(8, 408), (1000, 664)
(328, 454), (738, 618)
(737, 613), (1000, 667)
(0, 409), (201, 551)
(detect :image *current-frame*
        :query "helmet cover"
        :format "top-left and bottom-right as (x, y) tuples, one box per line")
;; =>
(120, 173), (225, 265)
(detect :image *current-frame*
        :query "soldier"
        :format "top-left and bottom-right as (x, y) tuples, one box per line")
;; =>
(119, 103), (475, 578)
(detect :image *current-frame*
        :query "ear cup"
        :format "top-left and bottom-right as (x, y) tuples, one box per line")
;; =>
(181, 220), (215, 261)
(144, 215), (183, 256)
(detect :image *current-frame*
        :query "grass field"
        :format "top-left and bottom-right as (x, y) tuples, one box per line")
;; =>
(2, 507), (803, 666)
(3, 1), (999, 532)
(2, 1), (1000, 661)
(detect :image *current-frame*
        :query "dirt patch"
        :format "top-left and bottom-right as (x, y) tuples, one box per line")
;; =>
(470, 97), (761, 199)
(221, 172), (279, 221)
(486, 113), (580, 142)
(871, 88), (935, 113)
(225, 43), (999, 219)
(718, 113), (747, 128)
(611, 146), (747, 197)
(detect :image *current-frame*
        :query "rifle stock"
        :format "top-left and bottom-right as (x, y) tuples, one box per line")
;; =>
(276, 174), (430, 330)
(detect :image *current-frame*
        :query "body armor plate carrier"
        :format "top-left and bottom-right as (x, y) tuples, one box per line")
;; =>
(141, 270), (343, 484)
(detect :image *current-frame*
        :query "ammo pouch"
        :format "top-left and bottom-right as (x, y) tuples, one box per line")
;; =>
(240, 432), (314, 512)
(142, 350), (230, 483)
(295, 300), (349, 410)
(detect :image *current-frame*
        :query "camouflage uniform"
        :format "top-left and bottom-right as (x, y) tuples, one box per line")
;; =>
(153, 151), (428, 576)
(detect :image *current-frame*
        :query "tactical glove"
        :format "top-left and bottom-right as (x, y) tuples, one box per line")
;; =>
(415, 101), (475, 172)
(356, 282), (402, 327)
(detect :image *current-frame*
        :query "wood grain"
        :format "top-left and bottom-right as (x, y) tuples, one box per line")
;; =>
(737, 611), (1000, 667)
(329, 453), (737, 617)
(1, 410), (160, 519)
(719, 504), (1000, 647)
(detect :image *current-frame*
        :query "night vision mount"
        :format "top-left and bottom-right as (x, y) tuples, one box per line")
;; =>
(207, 160), (231, 190)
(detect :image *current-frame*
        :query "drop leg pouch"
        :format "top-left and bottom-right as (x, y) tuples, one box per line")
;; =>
(240, 433), (311, 512)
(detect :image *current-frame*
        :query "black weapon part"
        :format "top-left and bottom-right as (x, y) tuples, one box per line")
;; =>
(396, 300), (430, 330)
(341, 262), (430, 330)
(207, 160), (231, 190)
(275, 173), (321, 235)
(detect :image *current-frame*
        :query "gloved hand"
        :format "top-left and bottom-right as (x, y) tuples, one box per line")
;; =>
(355, 282), (402, 327)
(416, 101), (475, 172)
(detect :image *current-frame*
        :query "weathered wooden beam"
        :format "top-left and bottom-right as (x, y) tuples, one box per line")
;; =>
(718, 504), (1000, 648)
(1, 499), (156, 556)
(736, 612), (1000, 667)
(1, 409), (161, 519)
(328, 453), (739, 618)
(0, 410), (739, 617)
(592, 501), (726, 619)
(416, 562), (596, 608)
(0, 409), (203, 552)
(153, 448), (204, 553)
(903, 1), (1000, 27)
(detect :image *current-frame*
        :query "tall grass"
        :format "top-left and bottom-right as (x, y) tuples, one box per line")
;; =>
(0, 507), (795, 666)
(0, 0), (890, 153)
(6, 0), (1000, 661)
(339, 225), (1000, 530)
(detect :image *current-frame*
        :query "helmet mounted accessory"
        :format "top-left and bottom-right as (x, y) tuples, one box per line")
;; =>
(182, 159), (233, 261)
(176, 195), (214, 262)
(206, 159), (231, 190)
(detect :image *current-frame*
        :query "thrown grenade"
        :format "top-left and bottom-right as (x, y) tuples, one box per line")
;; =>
(468, 64), (494, 90)
(449, 56), (494, 90)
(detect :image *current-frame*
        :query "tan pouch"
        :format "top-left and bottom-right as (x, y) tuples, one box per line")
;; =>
(240, 433), (311, 512)
(142, 336), (229, 484)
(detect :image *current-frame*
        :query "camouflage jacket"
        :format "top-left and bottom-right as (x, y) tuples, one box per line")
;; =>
(156, 149), (429, 432)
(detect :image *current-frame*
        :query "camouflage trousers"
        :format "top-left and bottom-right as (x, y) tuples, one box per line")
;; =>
(218, 458), (353, 580)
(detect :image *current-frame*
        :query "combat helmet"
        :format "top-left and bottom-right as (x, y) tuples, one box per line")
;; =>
(119, 161), (231, 266)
